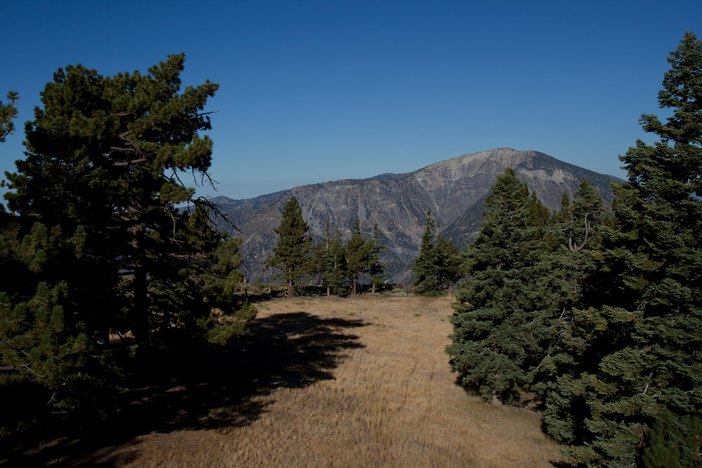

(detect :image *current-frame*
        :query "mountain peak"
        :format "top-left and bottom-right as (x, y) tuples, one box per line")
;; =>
(423, 147), (533, 169)
(212, 149), (619, 283)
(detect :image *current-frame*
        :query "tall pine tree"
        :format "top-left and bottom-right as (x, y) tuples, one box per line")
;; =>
(447, 169), (549, 403)
(341, 218), (385, 295)
(543, 33), (702, 466)
(0, 55), (246, 428)
(267, 196), (312, 297)
(412, 212), (460, 296)
(318, 221), (347, 296)
(5, 54), (221, 346)
(412, 211), (441, 296)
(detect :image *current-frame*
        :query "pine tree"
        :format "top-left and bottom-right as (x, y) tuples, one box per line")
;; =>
(317, 221), (347, 296)
(447, 168), (549, 403)
(0, 220), (116, 429)
(345, 218), (371, 295)
(0, 91), (18, 143)
(435, 236), (462, 290)
(5, 54), (220, 346)
(267, 196), (312, 297)
(0, 55), (247, 428)
(543, 33), (702, 466)
(533, 181), (609, 428)
(412, 212), (441, 296)
(412, 212), (461, 296)
(368, 224), (385, 294)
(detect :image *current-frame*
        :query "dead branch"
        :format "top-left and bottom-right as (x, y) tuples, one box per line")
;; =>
(112, 158), (148, 167)
(568, 213), (591, 253)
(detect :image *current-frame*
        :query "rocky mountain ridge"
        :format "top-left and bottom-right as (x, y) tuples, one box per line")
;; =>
(211, 148), (620, 283)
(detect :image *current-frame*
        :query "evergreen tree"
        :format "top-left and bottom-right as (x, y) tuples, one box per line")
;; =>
(318, 221), (347, 296)
(345, 218), (371, 295)
(5, 54), (220, 346)
(447, 169), (549, 403)
(412, 211), (441, 296)
(412, 212), (461, 296)
(543, 33), (702, 465)
(343, 218), (384, 295)
(368, 224), (385, 294)
(435, 236), (462, 290)
(267, 196), (312, 297)
(532, 180), (609, 404)
(0, 55), (247, 428)
(0, 91), (18, 143)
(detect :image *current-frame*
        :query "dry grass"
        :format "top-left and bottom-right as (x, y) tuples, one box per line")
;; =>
(84, 295), (563, 467)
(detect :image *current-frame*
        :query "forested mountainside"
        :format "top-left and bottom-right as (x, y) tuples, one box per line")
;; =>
(212, 148), (619, 282)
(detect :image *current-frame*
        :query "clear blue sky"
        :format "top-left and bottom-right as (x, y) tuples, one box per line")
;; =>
(2, 0), (701, 199)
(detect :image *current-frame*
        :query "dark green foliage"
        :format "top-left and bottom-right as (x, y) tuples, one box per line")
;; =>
(0, 91), (18, 142)
(412, 212), (441, 295)
(643, 411), (702, 468)
(435, 236), (462, 288)
(5, 53), (221, 345)
(318, 222), (347, 296)
(309, 219), (384, 296)
(0, 55), (250, 433)
(412, 212), (461, 296)
(267, 196), (312, 297)
(0, 219), (118, 430)
(541, 32), (702, 466)
(447, 34), (702, 466)
(345, 218), (383, 295)
(532, 180), (609, 396)
(368, 224), (385, 293)
(447, 169), (550, 403)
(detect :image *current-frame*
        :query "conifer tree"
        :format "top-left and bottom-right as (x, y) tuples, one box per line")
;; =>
(435, 236), (462, 290)
(0, 55), (246, 426)
(267, 196), (312, 297)
(412, 212), (441, 296)
(412, 212), (461, 295)
(5, 54), (220, 346)
(447, 168), (549, 403)
(531, 180), (609, 401)
(0, 91), (18, 142)
(345, 218), (371, 295)
(318, 221), (347, 296)
(543, 33), (702, 465)
(368, 224), (385, 293)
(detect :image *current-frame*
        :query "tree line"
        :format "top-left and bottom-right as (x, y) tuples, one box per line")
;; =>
(447, 33), (702, 466)
(266, 196), (384, 297)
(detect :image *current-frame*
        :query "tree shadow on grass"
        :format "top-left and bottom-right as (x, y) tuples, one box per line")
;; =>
(2, 312), (366, 467)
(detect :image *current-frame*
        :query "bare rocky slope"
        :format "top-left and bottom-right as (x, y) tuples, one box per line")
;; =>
(211, 148), (620, 283)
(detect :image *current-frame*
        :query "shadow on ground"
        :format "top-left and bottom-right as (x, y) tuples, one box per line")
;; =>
(2, 311), (366, 467)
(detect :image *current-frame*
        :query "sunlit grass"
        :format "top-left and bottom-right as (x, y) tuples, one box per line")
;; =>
(103, 295), (563, 467)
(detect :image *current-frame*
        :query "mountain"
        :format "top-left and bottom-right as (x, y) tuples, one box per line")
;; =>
(211, 148), (620, 283)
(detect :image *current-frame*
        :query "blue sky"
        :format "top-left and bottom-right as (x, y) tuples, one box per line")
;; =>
(2, 0), (701, 199)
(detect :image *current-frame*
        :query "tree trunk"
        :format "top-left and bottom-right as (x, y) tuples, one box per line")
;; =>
(132, 259), (149, 345)
(287, 279), (295, 297)
(130, 223), (149, 345)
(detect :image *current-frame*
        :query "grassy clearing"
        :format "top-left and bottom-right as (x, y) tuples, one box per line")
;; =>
(50, 295), (563, 466)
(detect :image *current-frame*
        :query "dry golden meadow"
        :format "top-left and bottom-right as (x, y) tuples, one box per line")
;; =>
(41, 295), (564, 467)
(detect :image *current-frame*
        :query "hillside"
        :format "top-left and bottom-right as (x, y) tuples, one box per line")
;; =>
(212, 148), (620, 282)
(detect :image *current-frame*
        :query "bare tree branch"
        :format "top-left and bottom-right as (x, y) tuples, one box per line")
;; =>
(569, 213), (591, 253)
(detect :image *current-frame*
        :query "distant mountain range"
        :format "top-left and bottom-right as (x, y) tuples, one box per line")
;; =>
(211, 148), (620, 283)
